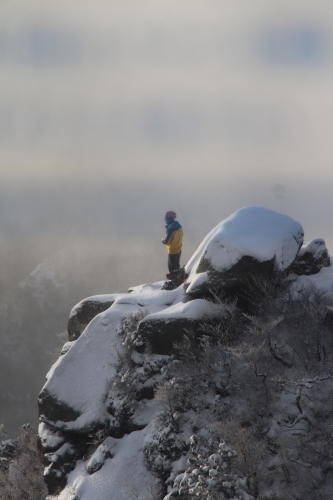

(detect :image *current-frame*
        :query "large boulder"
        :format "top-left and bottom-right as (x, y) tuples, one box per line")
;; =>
(185, 207), (304, 297)
(68, 294), (121, 341)
(68, 284), (167, 342)
(40, 287), (184, 431)
(291, 238), (331, 276)
(136, 299), (222, 354)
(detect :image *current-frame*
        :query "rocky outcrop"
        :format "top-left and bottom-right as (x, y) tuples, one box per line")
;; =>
(67, 285), (168, 342)
(185, 207), (304, 296)
(39, 207), (333, 500)
(291, 238), (331, 276)
(68, 294), (121, 341)
(39, 389), (81, 424)
(38, 285), (185, 493)
(137, 299), (224, 354)
(42, 432), (87, 495)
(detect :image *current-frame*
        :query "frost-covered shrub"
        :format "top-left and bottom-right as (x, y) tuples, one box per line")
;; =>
(117, 308), (149, 367)
(38, 262), (333, 500)
(146, 280), (333, 500)
(214, 421), (265, 496)
(164, 436), (253, 500)
(144, 422), (187, 482)
(93, 350), (174, 440)
(154, 377), (193, 426)
(0, 424), (47, 500)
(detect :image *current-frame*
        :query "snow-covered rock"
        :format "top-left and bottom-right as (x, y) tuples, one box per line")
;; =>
(86, 437), (115, 474)
(136, 298), (222, 354)
(59, 429), (159, 500)
(39, 207), (333, 500)
(292, 257), (333, 298)
(185, 207), (304, 296)
(38, 285), (185, 492)
(68, 294), (123, 341)
(39, 286), (184, 430)
(291, 238), (331, 276)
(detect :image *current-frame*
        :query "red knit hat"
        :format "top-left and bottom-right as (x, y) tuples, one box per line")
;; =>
(165, 210), (176, 219)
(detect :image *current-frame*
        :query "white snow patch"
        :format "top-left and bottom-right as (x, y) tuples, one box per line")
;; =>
(293, 261), (333, 297)
(141, 298), (213, 323)
(60, 341), (75, 356)
(131, 402), (157, 428)
(185, 272), (210, 295)
(186, 207), (304, 276)
(86, 437), (116, 474)
(44, 442), (73, 464)
(41, 284), (185, 431)
(60, 428), (157, 500)
(172, 455), (188, 474)
(38, 422), (65, 450)
(298, 238), (328, 259)
(69, 294), (122, 319)
(128, 281), (165, 294)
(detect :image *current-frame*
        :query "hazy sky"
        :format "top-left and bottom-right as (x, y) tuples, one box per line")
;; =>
(2, 0), (333, 434)
(1, 0), (333, 253)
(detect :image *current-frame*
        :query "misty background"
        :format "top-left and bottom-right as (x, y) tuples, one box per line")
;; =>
(1, 0), (333, 435)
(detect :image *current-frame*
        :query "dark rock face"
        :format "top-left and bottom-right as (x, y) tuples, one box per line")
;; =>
(68, 297), (114, 341)
(136, 299), (231, 355)
(185, 207), (304, 298)
(38, 420), (88, 495)
(39, 389), (81, 423)
(137, 318), (202, 355)
(42, 433), (87, 495)
(291, 239), (331, 276)
(134, 298), (218, 355)
(187, 254), (276, 297)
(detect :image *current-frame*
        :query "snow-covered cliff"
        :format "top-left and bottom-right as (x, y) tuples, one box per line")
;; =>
(38, 207), (333, 500)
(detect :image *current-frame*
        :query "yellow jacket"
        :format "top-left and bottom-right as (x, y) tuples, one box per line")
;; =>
(163, 221), (183, 254)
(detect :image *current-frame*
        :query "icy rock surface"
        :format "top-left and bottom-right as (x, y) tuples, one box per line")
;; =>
(185, 207), (304, 295)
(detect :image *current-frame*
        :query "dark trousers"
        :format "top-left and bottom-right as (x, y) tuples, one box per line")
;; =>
(168, 251), (181, 272)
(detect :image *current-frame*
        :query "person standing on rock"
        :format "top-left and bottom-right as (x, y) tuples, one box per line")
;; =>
(162, 211), (183, 275)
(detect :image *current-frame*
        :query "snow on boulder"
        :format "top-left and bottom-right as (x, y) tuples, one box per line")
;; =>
(43, 438), (87, 494)
(68, 294), (124, 341)
(292, 257), (333, 298)
(137, 299), (220, 354)
(291, 238), (331, 276)
(185, 207), (304, 296)
(38, 285), (184, 493)
(38, 422), (66, 453)
(39, 286), (184, 434)
(59, 428), (159, 500)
